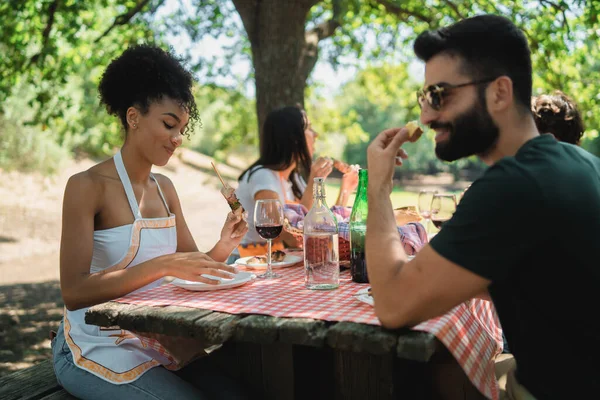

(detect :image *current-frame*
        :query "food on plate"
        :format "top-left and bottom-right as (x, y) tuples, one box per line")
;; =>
(246, 250), (286, 264)
(405, 120), (424, 142)
(393, 206), (422, 226)
(271, 250), (286, 262)
(247, 256), (267, 264)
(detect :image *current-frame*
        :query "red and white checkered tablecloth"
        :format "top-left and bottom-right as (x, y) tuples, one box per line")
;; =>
(114, 262), (503, 399)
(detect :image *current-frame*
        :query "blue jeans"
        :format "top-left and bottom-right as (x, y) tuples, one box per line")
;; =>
(226, 253), (240, 265)
(52, 322), (247, 400)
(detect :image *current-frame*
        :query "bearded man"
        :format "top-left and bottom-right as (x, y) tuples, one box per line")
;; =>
(365, 14), (600, 400)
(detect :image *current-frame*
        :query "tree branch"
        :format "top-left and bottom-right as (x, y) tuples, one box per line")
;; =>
(95, 0), (159, 43)
(30, 0), (60, 66)
(441, 0), (465, 20)
(305, 0), (343, 42)
(539, 0), (571, 36)
(539, 0), (564, 9)
(300, 0), (343, 81)
(373, 0), (433, 24)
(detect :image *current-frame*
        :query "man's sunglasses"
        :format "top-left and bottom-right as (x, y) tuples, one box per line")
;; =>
(416, 78), (497, 111)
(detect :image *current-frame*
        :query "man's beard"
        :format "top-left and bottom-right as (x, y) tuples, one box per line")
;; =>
(432, 96), (500, 162)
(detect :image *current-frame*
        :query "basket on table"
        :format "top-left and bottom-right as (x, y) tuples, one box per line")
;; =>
(283, 204), (427, 263)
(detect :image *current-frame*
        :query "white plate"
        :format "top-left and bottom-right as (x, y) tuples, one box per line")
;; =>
(235, 255), (303, 270)
(171, 271), (256, 291)
(353, 257), (414, 306)
(355, 288), (374, 306)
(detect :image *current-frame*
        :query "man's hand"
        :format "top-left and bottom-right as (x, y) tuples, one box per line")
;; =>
(366, 127), (411, 195)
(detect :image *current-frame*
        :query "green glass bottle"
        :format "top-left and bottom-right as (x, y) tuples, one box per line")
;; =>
(349, 169), (368, 283)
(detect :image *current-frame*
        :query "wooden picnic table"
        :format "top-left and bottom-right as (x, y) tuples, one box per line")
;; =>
(86, 302), (487, 400)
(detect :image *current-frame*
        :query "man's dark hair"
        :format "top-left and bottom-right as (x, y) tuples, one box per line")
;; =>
(414, 15), (532, 112)
(532, 91), (585, 145)
(99, 44), (200, 135)
(238, 106), (312, 200)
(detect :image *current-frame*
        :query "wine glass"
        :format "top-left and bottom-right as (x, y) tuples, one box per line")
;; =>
(253, 199), (284, 279)
(430, 193), (457, 231)
(417, 190), (437, 235)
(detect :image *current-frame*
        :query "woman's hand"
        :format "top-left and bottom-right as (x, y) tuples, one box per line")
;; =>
(218, 208), (249, 248)
(309, 157), (333, 180)
(166, 252), (239, 284)
(335, 164), (360, 207)
(340, 164), (360, 193)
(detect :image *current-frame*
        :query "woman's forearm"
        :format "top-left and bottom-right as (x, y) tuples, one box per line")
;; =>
(62, 256), (169, 311)
(300, 181), (314, 210)
(206, 241), (236, 263)
(335, 189), (350, 207)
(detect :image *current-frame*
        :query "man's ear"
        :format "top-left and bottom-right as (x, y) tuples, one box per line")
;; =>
(487, 76), (513, 113)
(126, 107), (140, 130)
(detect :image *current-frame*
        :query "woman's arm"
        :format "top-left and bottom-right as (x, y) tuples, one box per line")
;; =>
(206, 209), (248, 262)
(60, 174), (237, 311)
(299, 157), (333, 209)
(335, 167), (359, 207)
(156, 174), (247, 263)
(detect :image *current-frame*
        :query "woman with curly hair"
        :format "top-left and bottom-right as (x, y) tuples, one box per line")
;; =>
(532, 90), (585, 145)
(52, 45), (248, 399)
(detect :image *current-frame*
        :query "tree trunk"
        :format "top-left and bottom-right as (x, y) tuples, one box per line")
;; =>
(233, 0), (319, 137)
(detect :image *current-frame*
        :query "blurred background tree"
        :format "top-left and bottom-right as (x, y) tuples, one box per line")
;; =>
(0, 0), (597, 177)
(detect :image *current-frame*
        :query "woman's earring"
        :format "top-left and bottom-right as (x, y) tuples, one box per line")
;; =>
(133, 123), (137, 128)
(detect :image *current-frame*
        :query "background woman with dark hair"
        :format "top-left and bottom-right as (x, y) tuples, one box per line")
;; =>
(235, 106), (358, 256)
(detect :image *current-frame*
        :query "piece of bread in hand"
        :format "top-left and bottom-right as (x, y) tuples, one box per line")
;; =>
(405, 121), (424, 142)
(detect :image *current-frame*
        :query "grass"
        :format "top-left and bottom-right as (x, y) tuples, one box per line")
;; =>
(324, 182), (419, 209)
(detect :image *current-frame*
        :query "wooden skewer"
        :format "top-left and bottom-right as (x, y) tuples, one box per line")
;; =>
(210, 161), (227, 188)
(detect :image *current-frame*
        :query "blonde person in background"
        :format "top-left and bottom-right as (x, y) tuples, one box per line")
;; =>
(53, 45), (248, 400)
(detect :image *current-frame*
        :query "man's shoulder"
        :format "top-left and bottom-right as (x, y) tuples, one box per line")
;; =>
(477, 156), (536, 189)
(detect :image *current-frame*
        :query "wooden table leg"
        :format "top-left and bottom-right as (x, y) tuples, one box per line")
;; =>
(187, 341), (486, 400)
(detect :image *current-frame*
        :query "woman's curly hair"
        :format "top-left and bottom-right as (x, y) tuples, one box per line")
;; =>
(98, 44), (200, 137)
(532, 91), (584, 145)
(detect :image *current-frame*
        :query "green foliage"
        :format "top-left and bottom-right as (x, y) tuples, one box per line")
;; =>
(1, 0), (600, 175)
(0, 116), (69, 174)
(0, 0), (165, 161)
(186, 84), (257, 158)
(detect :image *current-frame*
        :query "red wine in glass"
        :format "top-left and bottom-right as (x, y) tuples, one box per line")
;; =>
(256, 224), (283, 240)
(253, 199), (284, 279)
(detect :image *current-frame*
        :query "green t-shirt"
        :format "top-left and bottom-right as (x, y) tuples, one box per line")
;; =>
(430, 135), (600, 399)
